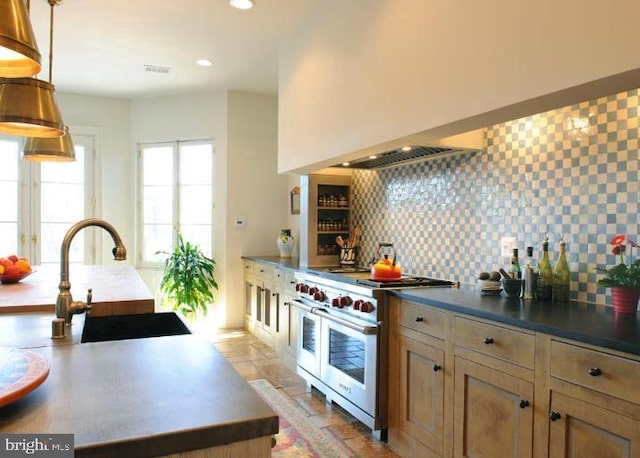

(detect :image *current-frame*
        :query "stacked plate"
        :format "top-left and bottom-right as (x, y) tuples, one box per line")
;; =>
(478, 280), (502, 295)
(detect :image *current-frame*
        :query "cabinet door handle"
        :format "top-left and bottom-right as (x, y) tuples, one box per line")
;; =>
(588, 367), (602, 377)
(415, 316), (424, 322)
(549, 411), (562, 422)
(283, 302), (290, 307)
(272, 292), (278, 297)
(433, 364), (442, 372)
(483, 337), (494, 344)
(519, 399), (530, 409)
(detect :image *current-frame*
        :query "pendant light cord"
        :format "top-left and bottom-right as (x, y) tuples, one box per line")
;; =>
(48, 0), (57, 84)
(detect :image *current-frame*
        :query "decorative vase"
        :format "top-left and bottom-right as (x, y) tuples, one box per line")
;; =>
(610, 286), (640, 314)
(277, 229), (295, 258)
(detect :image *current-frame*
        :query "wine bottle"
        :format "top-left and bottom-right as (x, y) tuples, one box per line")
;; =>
(509, 248), (522, 279)
(553, 238), (570, 303)
(536, 237), (553, 301)
(523, 246), (537, 300)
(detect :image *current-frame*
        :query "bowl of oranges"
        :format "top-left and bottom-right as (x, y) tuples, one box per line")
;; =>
(0, 255), (33, 284)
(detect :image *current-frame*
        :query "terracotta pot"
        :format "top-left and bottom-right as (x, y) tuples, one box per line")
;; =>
(610, 286), (640, 314)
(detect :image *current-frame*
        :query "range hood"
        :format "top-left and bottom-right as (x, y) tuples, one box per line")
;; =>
(332, 145), (473, 170)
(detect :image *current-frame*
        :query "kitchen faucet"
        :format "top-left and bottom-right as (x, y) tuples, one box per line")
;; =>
(55, 218), (127, 326)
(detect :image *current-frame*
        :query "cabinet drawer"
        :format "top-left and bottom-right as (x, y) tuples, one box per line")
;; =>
(243, 260), (254, 274)
(399, 301), (446, 339)
(454, 316), (534, 369)
(550, 340), (640, 404)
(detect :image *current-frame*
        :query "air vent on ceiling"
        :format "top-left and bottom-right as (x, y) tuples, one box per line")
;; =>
(333, 146), (469, 170)
(144, 64), (171, 74)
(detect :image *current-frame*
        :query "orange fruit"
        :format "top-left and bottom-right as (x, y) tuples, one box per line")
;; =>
(4, 265), (19, 276)
(0, 265), (4, 275)
(15, 259), (31, 273)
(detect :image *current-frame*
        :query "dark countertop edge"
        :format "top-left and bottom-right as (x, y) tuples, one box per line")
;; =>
(76, 417), (279, 458)
(390, 289), (640, 356)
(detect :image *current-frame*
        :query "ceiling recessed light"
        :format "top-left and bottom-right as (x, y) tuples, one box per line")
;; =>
(368, 155), (377, 159)
(230, 0), (254, 10)
(342, 162), (350, 167)
(401, 146), (412, 152)
(196, 59), (213, 67)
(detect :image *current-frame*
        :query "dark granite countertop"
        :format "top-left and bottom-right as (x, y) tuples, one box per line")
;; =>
(391, 285), (640, 356)
(243, 256), (640, 357)
(0, 315), (278, 457)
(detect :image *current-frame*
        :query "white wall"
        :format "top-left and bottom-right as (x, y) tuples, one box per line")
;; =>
(225, 91), (289, 327)
(278, 0), (640, 173)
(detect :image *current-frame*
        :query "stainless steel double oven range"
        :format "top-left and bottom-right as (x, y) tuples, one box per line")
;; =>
(291, 271), (457, 439)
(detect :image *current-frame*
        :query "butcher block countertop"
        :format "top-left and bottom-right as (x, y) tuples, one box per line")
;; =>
(0, 264), (154, 316)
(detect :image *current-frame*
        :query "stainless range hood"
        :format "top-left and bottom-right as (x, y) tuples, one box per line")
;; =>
(332, 145), (473, 170)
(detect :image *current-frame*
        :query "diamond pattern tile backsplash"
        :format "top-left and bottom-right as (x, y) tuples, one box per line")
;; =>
(351, 88), (639, 306)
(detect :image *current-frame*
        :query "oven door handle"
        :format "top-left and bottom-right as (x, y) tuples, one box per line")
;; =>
(290, 298), (316, 314)
(314, 308), (379, 335)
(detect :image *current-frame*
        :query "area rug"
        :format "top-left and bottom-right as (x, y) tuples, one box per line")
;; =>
(249, 379), (353, 457)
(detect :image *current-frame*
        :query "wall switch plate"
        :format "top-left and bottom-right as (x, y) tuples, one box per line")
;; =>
(234, 218), (246, 229)
(501, 236), (517, 257)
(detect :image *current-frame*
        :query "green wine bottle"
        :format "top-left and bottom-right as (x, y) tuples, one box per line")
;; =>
(536, 237), (553, 301)
(553, 238), (570, 303)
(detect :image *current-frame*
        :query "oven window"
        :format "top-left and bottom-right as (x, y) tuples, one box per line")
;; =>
(328, 328), (365, 384)
(302, 316), (316, 354)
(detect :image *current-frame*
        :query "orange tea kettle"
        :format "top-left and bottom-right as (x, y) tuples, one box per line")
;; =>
(370, 242), (402, 281)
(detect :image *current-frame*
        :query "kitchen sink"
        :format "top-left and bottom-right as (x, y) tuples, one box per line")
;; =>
(81, 312), (191, 343)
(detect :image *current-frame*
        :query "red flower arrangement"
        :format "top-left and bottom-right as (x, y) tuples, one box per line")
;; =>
(597, 234), (640, 288)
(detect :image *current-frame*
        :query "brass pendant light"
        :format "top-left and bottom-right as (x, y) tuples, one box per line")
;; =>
(0, 0), (42, 77)
(22, 0), (75, 160)
(0, 0), (66, 138)
(23, 129), (75, 161)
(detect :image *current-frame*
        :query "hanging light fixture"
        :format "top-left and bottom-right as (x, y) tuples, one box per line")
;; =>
(0, 0), (66, 138)
(22, 0), (74, 161)
(0, 0), (42, 77)
(23, 130), (75, 161)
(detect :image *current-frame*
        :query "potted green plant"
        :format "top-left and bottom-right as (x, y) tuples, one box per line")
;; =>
(159, 234), (218, 318)
(597, 234), (640, 313)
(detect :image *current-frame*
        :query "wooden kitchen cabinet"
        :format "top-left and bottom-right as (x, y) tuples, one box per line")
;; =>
(243, 261), (277, 347)
(275, 268), (298, 370)
(453, 317), (535, 458)
(547, 339), (640, 457)
(388, 299), (448, 458)
(453, 356), (534, 457)
(388, 298), (640, 458)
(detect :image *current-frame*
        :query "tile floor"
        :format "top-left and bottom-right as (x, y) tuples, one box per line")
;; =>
(210, 328), (400, 457)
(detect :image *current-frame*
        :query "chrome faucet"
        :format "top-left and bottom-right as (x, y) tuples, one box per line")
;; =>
(56, 218), (127, 325)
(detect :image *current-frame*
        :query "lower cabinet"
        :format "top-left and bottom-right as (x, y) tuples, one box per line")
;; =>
(388, 300), (447, 458)
(388, 297), (640, 458)
(243, 262), (276, 347)
(397, 335), (445, 456)
(548, 391), (640, 457)
(547, 339), (640, 457)
(453, 356), (533, 458)
(275, 291), (298, 369)
(243, 261), (298, 363)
